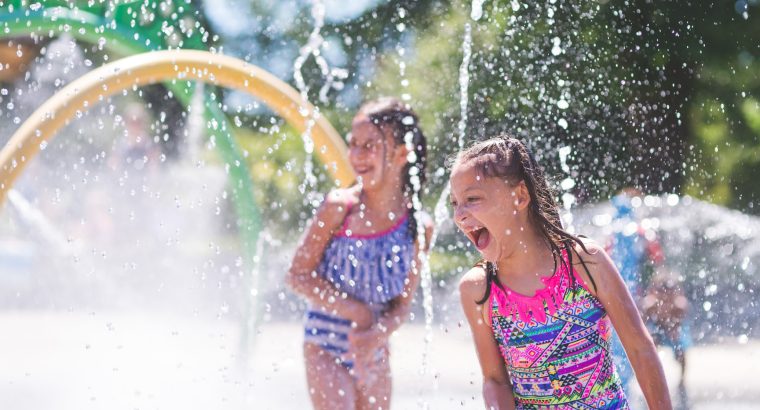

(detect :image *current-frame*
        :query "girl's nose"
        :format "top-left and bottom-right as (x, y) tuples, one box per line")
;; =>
(350, 146), (367, 159)
(453, 205), (467, 225)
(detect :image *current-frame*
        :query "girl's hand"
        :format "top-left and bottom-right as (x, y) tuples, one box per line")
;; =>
(348, 323), (387, 353)
(320, 186), (360, 230)
(345, 327), (390, 386)
(345, 304), (375, 331)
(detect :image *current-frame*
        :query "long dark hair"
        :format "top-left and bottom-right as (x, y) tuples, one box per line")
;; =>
(358, 97), (427, 241)
(452, 135), (596, 304)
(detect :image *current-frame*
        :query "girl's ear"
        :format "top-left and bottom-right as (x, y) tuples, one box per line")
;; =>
(392, 140), (410, 166)
(514, 180), (531, 211)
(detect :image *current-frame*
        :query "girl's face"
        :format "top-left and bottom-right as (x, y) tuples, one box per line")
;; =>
(449, 160), (529, 262)
(348, 115), (406, 189)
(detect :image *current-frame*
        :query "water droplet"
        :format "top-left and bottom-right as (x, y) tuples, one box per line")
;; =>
(471, 0), (486, 20)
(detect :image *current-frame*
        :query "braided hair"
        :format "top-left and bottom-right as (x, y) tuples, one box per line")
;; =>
(452, 135), (596, 304)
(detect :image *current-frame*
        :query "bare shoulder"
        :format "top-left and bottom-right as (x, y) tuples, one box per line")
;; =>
(571, 237), (609, 265)
(459, 264), (492, 324)
(459, 264), (488, 302)
(571, 237), (621, 293)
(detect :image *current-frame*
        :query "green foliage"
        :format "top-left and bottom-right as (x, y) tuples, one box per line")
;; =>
(231, 119), (335, 236)
(367, 0), (760, 213)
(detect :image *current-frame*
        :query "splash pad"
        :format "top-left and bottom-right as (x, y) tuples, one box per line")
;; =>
(0, 49), (354, 200)
(0, 49), (355, 365)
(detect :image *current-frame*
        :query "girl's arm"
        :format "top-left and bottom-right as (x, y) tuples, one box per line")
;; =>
(459, 267), (516, 410)
(574, 242), (672, 410)
(285, 188), (373, 329)
(348, 220), (433, 356)
(376, 220), (433, 334)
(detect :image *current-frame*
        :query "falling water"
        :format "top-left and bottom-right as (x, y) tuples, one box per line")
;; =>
(292, 0), (348, 106)
(395, 7), (410, 102)
(572, 195), (760, 342)
(430, 0), (483, 243)
(457, 25), (473, 151)
(383, 6), (437, 394)
(557, 145), (577, 230)
(418, 4), (484, 402)
(292, 0), (348, 197)
(6, 189), (73, 254)
(292, 1), (324, 196)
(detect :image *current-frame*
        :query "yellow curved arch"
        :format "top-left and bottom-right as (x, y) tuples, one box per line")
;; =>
(0, 49), (355, 202)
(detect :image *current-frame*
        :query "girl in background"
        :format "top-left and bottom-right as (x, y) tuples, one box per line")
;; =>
(287, 97), (432, 409)
(450, 136), (671, 409)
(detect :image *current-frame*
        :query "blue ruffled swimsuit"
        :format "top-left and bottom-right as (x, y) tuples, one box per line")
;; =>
(303, 212), (415, 368)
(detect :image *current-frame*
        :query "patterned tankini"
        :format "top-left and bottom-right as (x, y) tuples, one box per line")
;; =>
(488, 251), (629, 409)
(303, 212), (414, 368)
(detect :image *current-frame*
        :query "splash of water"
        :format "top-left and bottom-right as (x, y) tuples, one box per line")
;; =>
(471, 0), (486, 21)
(6, 189), (73, 254)
(396, 7), (411, 102)
(457, 25), (473, 152)
(406, 135), (435, 394)
(431, 0), (482, 234)
(557, 145), (576, 230)
(573, 195), (760, 342)
(416, 4), (485, 402)
(184, 82), (205, 166)
(292, 0), (348, 105)
(390, 6), (436, 393)
(292, 0), (348, 197)
(242, 227), (272, 366)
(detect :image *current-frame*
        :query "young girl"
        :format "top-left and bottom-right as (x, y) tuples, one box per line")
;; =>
(450, 136), (671, 409)
(287, 97), (432, 409)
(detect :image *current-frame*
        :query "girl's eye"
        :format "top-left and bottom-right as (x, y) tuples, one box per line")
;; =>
(466, 197), (480, 203)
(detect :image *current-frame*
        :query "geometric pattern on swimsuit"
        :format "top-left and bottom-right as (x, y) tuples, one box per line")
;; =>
(488, 250), (630, 409)
(304, 213), (414, 368)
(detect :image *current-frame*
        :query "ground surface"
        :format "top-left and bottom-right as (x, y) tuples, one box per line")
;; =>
(0, 311), (757, 409)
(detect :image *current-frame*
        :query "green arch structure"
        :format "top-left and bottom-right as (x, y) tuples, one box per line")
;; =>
(1, 2), (355, 357)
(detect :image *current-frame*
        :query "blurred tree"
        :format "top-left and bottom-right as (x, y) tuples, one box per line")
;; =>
(369, 0), (760, 214)
(204, 0), (760, 215)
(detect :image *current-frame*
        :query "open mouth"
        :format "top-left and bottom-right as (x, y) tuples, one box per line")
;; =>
(468, 226), (491, 251)
(353, 166), (371, 174)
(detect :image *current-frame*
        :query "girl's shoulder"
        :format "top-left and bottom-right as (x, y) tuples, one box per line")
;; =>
(570, 236), (608, 265)
(458, 262), (489, 303)
(568, 237), (620, 297)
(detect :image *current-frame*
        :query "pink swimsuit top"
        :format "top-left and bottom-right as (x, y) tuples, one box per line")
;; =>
(487, 250), (629, 409)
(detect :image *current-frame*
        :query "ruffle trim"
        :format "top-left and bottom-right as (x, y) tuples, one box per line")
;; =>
(491, 253), (572, 324)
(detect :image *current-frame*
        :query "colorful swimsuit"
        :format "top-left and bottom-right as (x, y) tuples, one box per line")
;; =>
(488, 251), (629, 409)
(303, 212), (414, 368)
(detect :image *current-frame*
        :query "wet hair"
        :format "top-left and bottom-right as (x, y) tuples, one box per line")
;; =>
(452, 135), (596, 304)
(358, 97), (427, 241)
